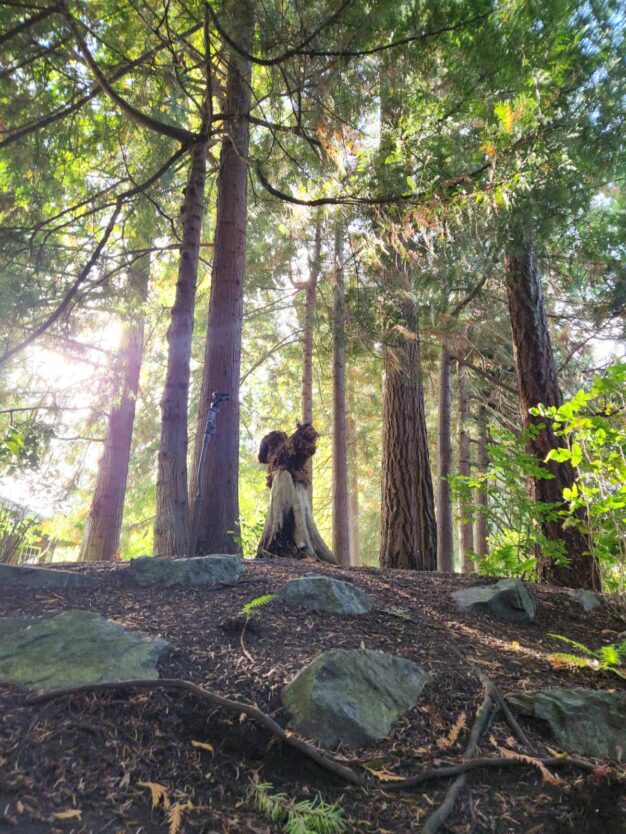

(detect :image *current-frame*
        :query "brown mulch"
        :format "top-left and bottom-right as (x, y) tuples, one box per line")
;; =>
(1, 558), (625, 834)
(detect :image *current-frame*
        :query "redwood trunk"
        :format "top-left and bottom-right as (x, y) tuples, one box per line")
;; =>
(457, 352), (474, 572)
(347, 384), (361, 567)
(380, 276), (437, 571)
(80, 247), (149, 562)
(301, 217), (321, 493)
(505, 235), (600, 589)
(154, 139), (208, 556)
(475, 405), (489, 559)
(436, 342), (454, 571)
(332, 226), (350, 566)
(191, 2), (254, 555)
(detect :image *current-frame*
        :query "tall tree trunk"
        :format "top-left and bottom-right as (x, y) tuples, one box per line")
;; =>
(380, 271), (437, 570)
(457, 351), (474, 572)
(190, 1), (254, 555)
(505, 234), (600, 589)
(475, 404), (489, 560)
(154, 139), (208, 556)
(332, 225), (350, 566)
(347, 383), (361, 567)
(436, 341), (454, 571)
(301, 216), (321, 494)
(81, 241), (150, 562)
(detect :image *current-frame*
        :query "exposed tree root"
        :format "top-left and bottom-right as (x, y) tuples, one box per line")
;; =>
(28, 677), (599, 800)
(422, 682), (495, 833)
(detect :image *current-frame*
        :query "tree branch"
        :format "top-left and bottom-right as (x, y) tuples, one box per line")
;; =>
(0, 144), (189, 366)
(60, 5), (197, 143)
(0, 21), (202, 148)
(0, 6), (56, 48)
(205, 0), (355, 67)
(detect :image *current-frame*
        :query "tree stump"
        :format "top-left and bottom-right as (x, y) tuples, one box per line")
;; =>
(256, 424), (336, 564)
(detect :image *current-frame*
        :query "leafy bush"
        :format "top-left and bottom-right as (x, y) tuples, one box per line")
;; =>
(534, 361), (626, 590)
(451, 362), (626, 589)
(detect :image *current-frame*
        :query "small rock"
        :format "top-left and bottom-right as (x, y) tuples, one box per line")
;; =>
(0, 563), (98, 590)
(283, 648), (429, 746)
(506, 688), (626, 758)
(567, 588), (601, 612)
(127, 554), (246, 588)
(277, 575), (371, 615)
(452, 578), (537, 623)
(0, 610), (170, 691)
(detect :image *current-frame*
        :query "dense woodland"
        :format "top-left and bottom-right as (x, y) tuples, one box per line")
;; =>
(0, 0), (625, 591)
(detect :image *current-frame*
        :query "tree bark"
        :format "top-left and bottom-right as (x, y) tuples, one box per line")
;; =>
(302, 218), (321, 426)
(257, 470), (336, 563)
(190, 0), (254, 555)
(332, 225), (351, 566)
(80, 239), (150, 562)
(301, 216), (321, 494)
(154, 139), (208, 557)
(457, 350), (474, 573)
(347, 384), (361, 567)
(475, 404), (489, 560)
(505, 234), (600, 590)
(436, 341), (454, 571)
(380, 272), (437, 571)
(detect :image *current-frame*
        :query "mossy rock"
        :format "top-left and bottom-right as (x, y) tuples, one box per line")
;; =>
(283, 648), (429, 747)
(0, 611), (170, 691)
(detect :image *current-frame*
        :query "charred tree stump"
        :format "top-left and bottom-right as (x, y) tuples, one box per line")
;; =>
(256, 424), (336, 564)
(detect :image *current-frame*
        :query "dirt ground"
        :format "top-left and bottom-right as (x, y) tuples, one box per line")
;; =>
(1, 558), (625, 834)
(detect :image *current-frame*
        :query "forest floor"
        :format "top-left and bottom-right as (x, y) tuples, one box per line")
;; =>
(1, 558), (625, 834)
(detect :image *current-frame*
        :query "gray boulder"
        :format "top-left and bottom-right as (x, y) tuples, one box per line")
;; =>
(127, 554), (246, 588)
(506, 688), (626, 758)
(567, 588), (601, 612)
(0, 610), (170, 691)
(283, 648), (429, 746)
(0, 563), (98, 590)
(452, 578), (537, 623)
(277, 575), (371, 615)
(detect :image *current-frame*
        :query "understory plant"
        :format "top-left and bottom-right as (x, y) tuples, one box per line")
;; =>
(452, 362), (626, 589)
(549, 634), (626, 679)
(250, 781), (346, 834)
(533, 361), (626, 590)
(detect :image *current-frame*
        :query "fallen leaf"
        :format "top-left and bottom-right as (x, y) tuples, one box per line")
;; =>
(138, 781), (170, 809)
(53, 809), (82, 821)
(191, 740), (214, 754)
(498, 748), (565, 786)
(168, 801), (193, 834)
(436, 711), (467, 749)
(364, 766), (406, 782)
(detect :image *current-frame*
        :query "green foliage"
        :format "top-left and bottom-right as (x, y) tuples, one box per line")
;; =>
(241, 594), (277, 616)
(453, 363), (626, 589)
(450, 424), (565, 580)
(549, 634), (626, 679)
(534, 362), (626, 590)
(250, 781), (345, 834)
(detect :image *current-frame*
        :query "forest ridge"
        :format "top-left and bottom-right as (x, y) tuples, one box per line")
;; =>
(0, 0), (624, 591)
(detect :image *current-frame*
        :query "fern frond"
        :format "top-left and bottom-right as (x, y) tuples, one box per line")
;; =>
(241, 593), (277, 615)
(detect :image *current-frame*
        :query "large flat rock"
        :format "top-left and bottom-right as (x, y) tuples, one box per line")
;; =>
(452, 578), (537, 623)
(277, 575), (371, 615)
(283, 648), (429, 747)
(0, 563), (99, 590)
(0, 610), (170, 691)
(126, 554), (246, 588)
(506, 688), (626, 758)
